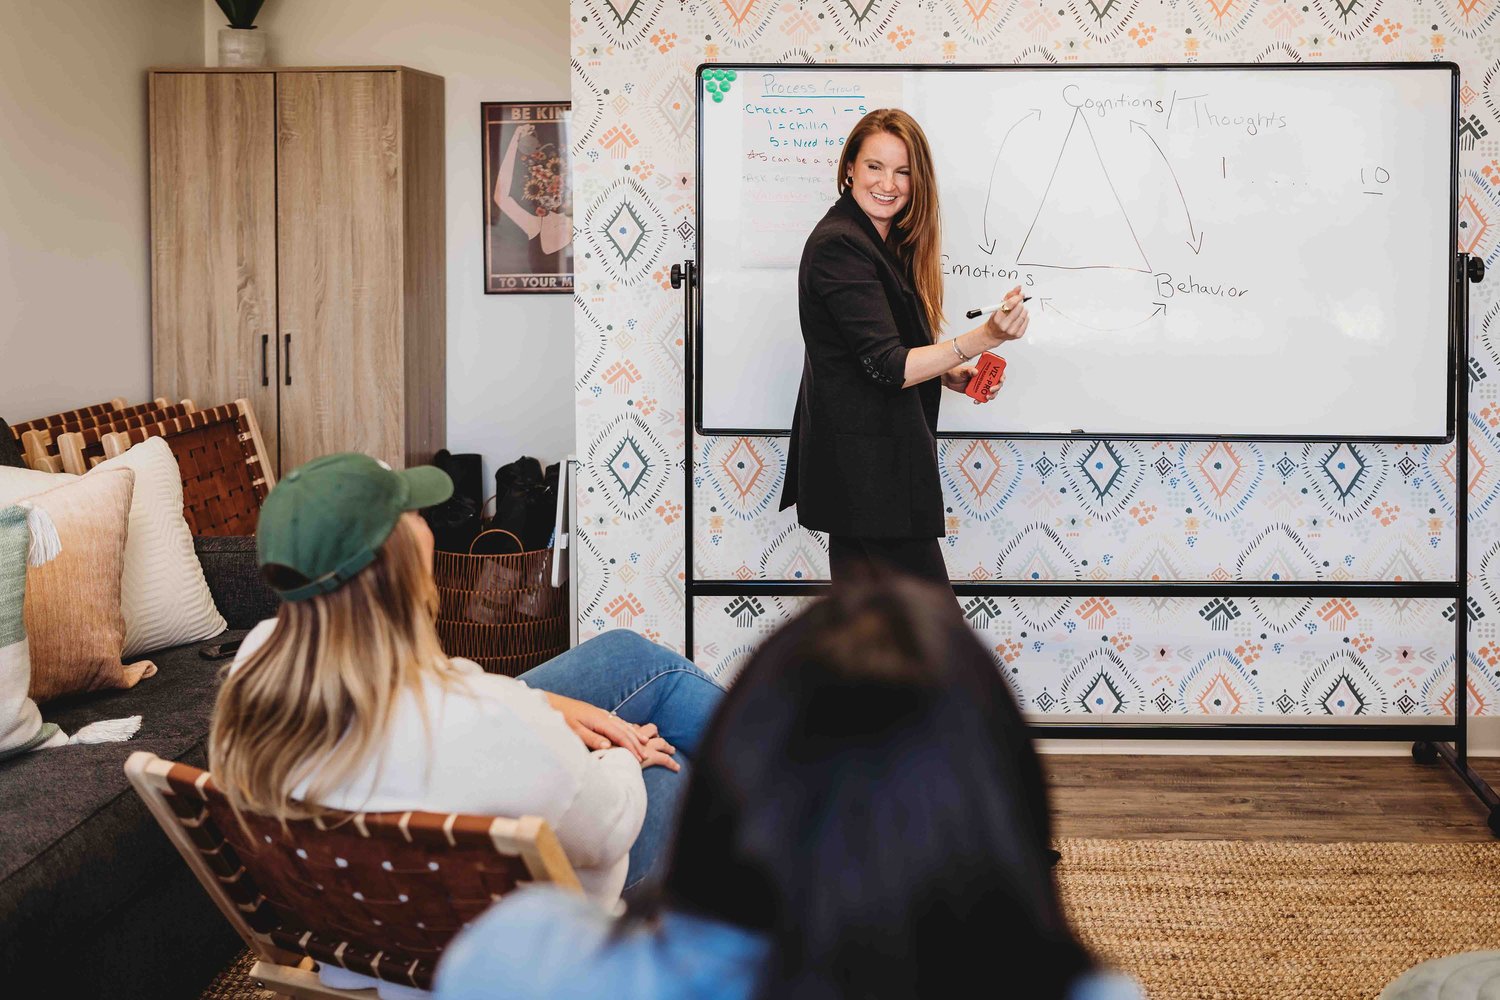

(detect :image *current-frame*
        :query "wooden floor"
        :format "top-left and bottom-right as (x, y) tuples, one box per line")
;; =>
(1047, 754), (1500, 842)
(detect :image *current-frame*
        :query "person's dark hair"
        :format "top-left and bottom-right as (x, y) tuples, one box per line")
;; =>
(631, 574), (1094, 999)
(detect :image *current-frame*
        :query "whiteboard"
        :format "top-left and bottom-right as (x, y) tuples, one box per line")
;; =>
(697, 64), (1457, 441)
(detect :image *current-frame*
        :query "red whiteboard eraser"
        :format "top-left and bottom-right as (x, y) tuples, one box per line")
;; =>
(965, 352), (1007, 402)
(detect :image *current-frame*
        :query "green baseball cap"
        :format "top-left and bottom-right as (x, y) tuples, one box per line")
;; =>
(256, 452), (453, 602)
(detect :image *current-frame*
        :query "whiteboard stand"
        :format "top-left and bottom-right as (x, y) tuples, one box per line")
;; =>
(1411, 252), (1498, 834)
(671, 255), (1499, 835)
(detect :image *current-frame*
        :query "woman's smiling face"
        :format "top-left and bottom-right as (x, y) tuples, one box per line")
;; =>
(846, 130), (911, 239)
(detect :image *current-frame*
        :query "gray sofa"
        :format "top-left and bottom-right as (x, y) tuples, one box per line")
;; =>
(0, 537), (278, 1000)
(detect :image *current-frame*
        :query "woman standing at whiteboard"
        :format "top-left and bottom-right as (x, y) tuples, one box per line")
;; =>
(780, 109), (1030, 588)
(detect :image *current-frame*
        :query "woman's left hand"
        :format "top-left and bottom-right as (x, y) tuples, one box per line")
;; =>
(633, 722), (681, 771)
(940, 366), (975, 393)
(940, 366), (1004, 403)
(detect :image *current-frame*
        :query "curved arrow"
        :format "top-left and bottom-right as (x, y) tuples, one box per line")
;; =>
(1129, 120), (1202, 254)
(979, 108), (1042, 255)
(1039, 297), (1166, 331)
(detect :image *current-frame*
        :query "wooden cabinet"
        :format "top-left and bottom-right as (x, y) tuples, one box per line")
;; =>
(149, 67), (445, 474)
(148, 72), (280, 466)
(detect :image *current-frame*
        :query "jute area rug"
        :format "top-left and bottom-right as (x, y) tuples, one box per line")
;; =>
(201, 838), (1500, 1000)
(1057, 838), (1500, 999)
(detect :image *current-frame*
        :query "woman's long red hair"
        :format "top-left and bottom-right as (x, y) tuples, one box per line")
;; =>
(836, 108), (944, 337)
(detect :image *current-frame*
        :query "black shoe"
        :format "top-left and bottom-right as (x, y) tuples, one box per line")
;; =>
(1047, 848), (1062, 867)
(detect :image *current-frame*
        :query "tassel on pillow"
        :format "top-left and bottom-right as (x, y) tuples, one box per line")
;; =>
(33, 715), (144, 751)
(66, 715), (142, 744)
(17, 501), (61, 567)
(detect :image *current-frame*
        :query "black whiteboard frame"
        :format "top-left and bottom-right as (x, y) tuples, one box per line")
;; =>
(671, 250), (1497, 833)
(693, 61), (1461, 444)
(675, 60), (1495, 831)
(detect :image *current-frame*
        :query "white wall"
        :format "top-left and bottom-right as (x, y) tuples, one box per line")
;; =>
(205, 0), (574, 488)
(0, 0), (202, 418)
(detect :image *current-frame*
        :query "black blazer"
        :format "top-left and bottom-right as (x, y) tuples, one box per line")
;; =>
(779, 190), (944, 539)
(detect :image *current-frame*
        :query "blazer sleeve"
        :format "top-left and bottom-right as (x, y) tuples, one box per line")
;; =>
(805, 233), (909, 387)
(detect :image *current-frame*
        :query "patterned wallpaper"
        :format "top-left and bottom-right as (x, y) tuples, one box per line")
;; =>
(570, 0), (1500, 720)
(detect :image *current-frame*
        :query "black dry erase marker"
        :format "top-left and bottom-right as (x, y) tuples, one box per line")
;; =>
(965, 296), (1032, 320)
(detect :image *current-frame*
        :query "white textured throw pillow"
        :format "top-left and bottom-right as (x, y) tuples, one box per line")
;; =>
(0, 438), (226, 656)
(91, 438), (227, 655)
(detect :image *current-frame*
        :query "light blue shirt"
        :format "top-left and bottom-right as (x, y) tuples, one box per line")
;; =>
(435, 887), (1146, 1000)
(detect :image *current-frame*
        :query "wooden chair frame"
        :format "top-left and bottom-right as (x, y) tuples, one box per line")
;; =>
(17, 441), (62, 473)
(7, 398), (129, 440)
(43, 401), (197, 474)
(12, 398), (125, 471)
(126, 751), (582, 999)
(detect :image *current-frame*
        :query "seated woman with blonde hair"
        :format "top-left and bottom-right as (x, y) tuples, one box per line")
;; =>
(210, 453), (724, 998)
(436, 575), (1143, 1000)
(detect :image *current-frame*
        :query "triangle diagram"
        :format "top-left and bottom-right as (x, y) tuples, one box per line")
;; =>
(1016, 111), (1151, 273)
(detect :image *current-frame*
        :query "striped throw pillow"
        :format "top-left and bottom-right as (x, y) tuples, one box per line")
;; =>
(0, 505), (57, 759)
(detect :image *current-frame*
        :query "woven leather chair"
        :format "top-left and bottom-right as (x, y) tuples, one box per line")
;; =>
(98, 399), (275, 535)
(125, 751), (582, 999)
(10, 397), (141, 471)
(41, 401), (196, 473)
(8, 397), (128, 439)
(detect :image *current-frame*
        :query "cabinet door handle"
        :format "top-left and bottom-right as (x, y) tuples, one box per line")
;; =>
(284, 334), (292, 386)
(261, 335), (269, 387)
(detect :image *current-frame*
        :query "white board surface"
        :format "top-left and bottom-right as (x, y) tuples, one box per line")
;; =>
(698, 64), (1456, 439)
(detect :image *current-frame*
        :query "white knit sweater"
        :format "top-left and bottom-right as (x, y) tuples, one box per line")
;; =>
(232, 620), (646, 902)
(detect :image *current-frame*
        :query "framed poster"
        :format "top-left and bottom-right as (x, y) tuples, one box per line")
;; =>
(482, 101), (573, 294)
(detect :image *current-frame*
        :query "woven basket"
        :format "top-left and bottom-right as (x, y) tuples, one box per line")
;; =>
(462, 648), (569, 676)
(433, 529), (566, 676)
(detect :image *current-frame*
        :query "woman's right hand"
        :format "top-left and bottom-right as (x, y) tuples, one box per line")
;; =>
(983, 286), (1030, 346)
(545, 692), (648, 760)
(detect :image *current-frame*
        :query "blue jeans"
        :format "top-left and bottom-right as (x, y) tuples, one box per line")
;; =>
(517, 630), (724, 897)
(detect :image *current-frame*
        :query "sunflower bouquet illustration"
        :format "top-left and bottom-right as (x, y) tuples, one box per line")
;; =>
(521, 141), (565, 215)
(495, 121), (573, 258)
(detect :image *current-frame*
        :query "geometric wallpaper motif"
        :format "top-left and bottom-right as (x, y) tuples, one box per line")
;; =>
(572, 0), (1500, 718)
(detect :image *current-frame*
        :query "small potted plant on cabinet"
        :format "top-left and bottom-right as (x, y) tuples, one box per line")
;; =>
(215, 0), (268, 67)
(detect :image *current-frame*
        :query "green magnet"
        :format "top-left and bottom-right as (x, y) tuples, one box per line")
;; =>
(712, 92), (723, 103)
(706, 80), (719, 93)
(724, 70), (737, 80)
